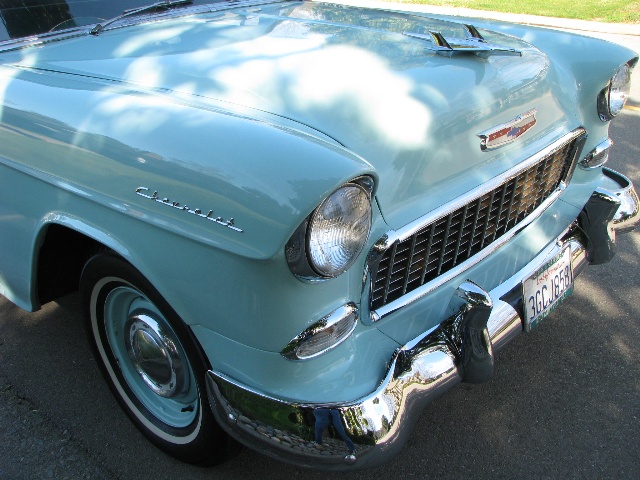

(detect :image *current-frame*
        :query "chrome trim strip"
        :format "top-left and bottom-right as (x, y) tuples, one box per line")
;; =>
(367, 128), (585, 322)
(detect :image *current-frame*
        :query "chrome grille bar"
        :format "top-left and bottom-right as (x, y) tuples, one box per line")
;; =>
(368, 129), (586, 321)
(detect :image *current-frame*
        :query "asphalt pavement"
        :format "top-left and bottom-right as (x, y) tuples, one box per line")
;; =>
(1, 3), (639, 480)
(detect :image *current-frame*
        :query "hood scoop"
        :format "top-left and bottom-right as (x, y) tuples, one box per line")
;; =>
(404, 24), (522, 57)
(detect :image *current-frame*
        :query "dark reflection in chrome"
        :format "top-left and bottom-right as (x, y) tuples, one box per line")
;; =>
(314, 408), (357, 463)
(206, 382), (373, 465)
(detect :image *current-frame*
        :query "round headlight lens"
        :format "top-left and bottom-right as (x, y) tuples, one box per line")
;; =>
(609, 64), (631, 116)
(307, 184), (372, 277)
(599, 63), (632, 121)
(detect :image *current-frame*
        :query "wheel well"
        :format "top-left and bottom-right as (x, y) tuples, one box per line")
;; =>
(36, 224), (104, 305)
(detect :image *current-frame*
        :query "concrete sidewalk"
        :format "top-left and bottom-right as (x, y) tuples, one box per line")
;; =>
(326, 0), (640, 36)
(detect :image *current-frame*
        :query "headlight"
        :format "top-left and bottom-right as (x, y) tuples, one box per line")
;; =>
(308, 183), (372, 276)
(598, 63), (633, 121)
(286, 177), (373, 280)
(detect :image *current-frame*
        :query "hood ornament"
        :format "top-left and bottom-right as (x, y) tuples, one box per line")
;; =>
(403, 24), (522, 57)
(477, 109), (537, 151)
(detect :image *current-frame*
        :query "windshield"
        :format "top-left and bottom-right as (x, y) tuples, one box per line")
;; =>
(0, 0), (224, 41)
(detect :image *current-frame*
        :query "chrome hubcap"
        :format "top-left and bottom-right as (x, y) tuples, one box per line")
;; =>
(126, 311), (184, 398)
(102, 285), (198, 428)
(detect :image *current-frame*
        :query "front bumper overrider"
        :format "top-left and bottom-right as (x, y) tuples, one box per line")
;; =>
(205, 167), (639, 470)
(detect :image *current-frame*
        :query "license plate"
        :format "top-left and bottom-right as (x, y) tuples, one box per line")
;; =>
(523, 246), (573, 331)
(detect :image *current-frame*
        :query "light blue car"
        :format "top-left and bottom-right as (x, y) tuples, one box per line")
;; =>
(0, 0), (637, 470)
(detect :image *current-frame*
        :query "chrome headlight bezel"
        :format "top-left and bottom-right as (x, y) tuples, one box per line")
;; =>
(598, 61), (635, 122)
(286, 176), (374, 281)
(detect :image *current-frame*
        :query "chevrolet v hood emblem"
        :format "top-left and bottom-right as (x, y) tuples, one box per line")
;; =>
(477, 109), (537, 151)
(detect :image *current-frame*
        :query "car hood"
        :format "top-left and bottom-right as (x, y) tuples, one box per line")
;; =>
(6, 1), (598, 228)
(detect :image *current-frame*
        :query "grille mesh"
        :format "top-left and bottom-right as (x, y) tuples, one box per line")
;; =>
(370, 135), (581, 311)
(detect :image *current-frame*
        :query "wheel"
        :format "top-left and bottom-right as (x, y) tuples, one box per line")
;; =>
(80, 253), (238, 465)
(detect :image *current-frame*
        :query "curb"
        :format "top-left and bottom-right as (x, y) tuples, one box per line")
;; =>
(323, 0), (640, 36)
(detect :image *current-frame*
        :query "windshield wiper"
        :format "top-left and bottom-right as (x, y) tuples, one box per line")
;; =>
(89, 0), (194, 35)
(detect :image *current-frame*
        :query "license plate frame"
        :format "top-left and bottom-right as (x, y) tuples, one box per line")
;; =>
(522, 246), (573, 331)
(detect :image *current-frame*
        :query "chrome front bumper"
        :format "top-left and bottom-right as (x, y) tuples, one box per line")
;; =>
(205, 168), (639, 470)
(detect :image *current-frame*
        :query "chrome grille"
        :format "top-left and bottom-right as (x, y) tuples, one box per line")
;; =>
(369, 132), (584, 313)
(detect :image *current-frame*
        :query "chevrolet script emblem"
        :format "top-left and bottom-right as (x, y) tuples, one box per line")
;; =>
(477, 109), (537, 151)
